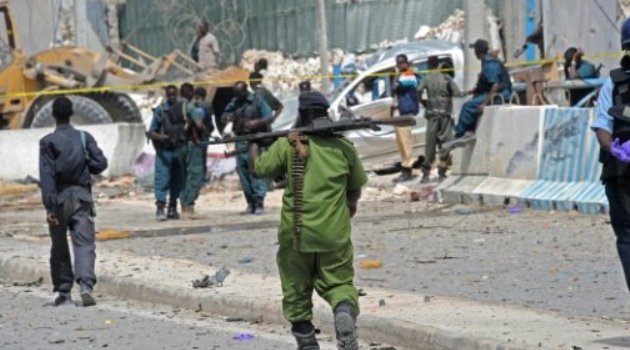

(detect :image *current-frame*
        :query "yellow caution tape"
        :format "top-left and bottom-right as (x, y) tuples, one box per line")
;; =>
(0, 50), (624, 100)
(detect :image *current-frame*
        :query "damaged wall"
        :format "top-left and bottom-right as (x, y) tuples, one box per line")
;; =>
(118, 0), (504, 65)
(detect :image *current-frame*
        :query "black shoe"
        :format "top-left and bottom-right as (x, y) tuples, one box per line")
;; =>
(253, 200), (265, 215)
(155, 202), (167, 222)
(420, 170), (430, 184)
(334, 302), (358, 350)
(54, 292), (72, 306)
(392, 167), (414, 183)
(240, 203), (254, 215)
(80, 284), (96, 307)
(438, 168), (448, 182)
(167, 202), (180, 220)
(292, 322), (320, 350)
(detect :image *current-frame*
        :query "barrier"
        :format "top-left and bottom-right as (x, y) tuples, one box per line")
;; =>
(0, 123), (145, 181)
(439, 106), (608, 214)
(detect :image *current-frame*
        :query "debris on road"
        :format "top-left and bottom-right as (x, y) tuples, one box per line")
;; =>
(359, 259), (384, 269)
(232, 333), (255, 341)
(508, 206), (523, 214)
(237, 256), (254, 264)
(192, 266), (231, 288)
(455, 207), (473, 215)
(96, 230), (131, 241)
(12, 277), (43, 287)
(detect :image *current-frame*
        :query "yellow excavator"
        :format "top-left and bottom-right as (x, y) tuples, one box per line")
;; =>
(0, 1), (248, 129)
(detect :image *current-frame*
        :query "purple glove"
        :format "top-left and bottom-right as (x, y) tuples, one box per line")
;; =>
(610, 138), (630, 163)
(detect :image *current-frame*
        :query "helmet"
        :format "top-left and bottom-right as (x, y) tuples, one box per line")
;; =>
(622, 18), (630, 48)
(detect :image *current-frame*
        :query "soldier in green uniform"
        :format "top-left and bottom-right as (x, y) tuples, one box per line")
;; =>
(254, 92), (367, 350)
(417, 56), (463, 183)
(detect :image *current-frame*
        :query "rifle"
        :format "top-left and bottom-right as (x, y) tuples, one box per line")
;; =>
(203, 116), (417, 145)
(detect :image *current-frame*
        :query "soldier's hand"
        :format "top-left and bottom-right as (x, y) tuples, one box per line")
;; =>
(478, 104), (485, 113)
(288, 132), (309, 160)
(47, 212), (60, 227)
(348, 204), (357, 218)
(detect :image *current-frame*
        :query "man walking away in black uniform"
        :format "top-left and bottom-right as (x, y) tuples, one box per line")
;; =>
(39, 96), (108, 307)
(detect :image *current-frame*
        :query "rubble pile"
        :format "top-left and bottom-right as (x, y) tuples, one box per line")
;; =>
(240, 50), (323, 93)
(414, 9), (465, 43)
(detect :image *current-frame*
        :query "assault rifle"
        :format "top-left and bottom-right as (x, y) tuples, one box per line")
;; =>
(204, 116), (417, 145)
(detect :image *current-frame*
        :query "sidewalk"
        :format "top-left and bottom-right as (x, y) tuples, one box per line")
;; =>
(1, 237), (628, 350)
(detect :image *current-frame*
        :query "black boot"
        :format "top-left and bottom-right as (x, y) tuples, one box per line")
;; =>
(54, 292), (72, 306)
(334, 302), (358, 350)
(241, 195), (254, 215)
(392, 167), (414, 183)
(438, 167), (448, 181)
(420, 169), (431, 184)
(167, 201), (180, 220)
(292, 321), (319, 350)
(80, 283), (96, 307)
(155, 201), (167, 222)
(253, 197), (265, 215)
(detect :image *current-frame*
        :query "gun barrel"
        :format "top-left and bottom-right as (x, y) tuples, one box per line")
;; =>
(205, 116), (417, 145)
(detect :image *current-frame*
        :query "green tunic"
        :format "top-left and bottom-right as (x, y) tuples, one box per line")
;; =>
(255, 136), (367, 252)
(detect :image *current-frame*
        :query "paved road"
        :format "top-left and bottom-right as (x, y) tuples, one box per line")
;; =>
(0, 285), (339, 350)
(100, 204), (630, 320)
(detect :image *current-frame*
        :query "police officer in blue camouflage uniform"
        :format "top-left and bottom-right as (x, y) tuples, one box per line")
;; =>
(445, 39), (512, 150)
(223, 81), (273, 215)
(592, 18), (630, 293)
(39, 96), (108, 307)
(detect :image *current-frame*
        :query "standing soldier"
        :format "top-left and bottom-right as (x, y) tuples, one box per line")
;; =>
(254, 92), (367, 350)
(39, 96), (108, 306)
(592, 18), (630, 293)
(250, 71), (284, 122)
(392, 54), (420, 183)
(178, 87), (207, 219)
(190, 21), (220, 70)
(223, 81), (273, 215)
(146, 85), (188, 221)
(417, 56), (463, 183)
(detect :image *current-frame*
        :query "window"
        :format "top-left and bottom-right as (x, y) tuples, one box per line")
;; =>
(345, 68), (394, 107)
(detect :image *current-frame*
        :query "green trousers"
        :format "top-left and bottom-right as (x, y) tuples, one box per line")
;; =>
(178, 143), (205, 207)
(276, 242), (359, 322)
(421, 114), (453, 173)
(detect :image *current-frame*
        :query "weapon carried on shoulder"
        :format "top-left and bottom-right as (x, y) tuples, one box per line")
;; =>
(204, 116), (417, 145)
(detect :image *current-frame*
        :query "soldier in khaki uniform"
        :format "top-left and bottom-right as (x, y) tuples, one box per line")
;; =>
(254, 92), (367, 350)
(417, 56), (463, 183)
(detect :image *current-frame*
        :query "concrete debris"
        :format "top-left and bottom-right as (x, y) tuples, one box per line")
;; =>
(12, 277), (43, 287)
(414, 9), (464, 43)
(192, 266), (230, 288)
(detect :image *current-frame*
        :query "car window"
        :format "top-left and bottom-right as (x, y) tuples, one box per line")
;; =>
(345, 69), (394, 107)
(415, 56), (455, 80)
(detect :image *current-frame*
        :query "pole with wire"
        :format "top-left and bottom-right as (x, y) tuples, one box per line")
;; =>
(315, 0), (330, 94)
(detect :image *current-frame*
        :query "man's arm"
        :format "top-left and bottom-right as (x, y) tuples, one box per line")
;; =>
(146, 107), (169, 142)
(446, 75), (464, 97)
(253, 138), (287, 178)
(39, 139), (58, 215)
(245, 98), (274, 132)
(85, 133), (108, 175)
(345, 142), (368, 218)
(593, 77), (614, 151)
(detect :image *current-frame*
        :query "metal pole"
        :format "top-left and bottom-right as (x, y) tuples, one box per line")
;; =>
(315, 0), (330, 94)
(464, 0), (486, 91)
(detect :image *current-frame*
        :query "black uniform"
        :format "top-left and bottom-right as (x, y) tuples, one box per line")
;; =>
(600, 68), (630, 291)
(39, 124), (108, 293)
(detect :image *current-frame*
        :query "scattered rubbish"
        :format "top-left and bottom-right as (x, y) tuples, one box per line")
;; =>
(455, 207), (473, 215)
(378, 299), (386, 307)
(15, 175), (39, 185)
(232, 333), (255, 341)
(410, 186), (436, 202)
(238, 256), (254, 264)
(13, 277), (43, 287)
(95, 230), (131, 241)
(104, 320), (112, 325)
(100, 175), (135, 188)
(0, 182), (39, 196)
(192, 266), (231, 288)
(414, 260), (437, 264)
(357, 289), (367, 297)
(249, 315), (263, 324)
(359, 259), (384, 269)
(48, 339), (65, 345)
(225, 317), (245, 322)
(393, 184), (410, 196)
(508, 206), (523, 214)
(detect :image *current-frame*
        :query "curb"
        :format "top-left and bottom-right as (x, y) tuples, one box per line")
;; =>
(0, 253), (535, 350)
